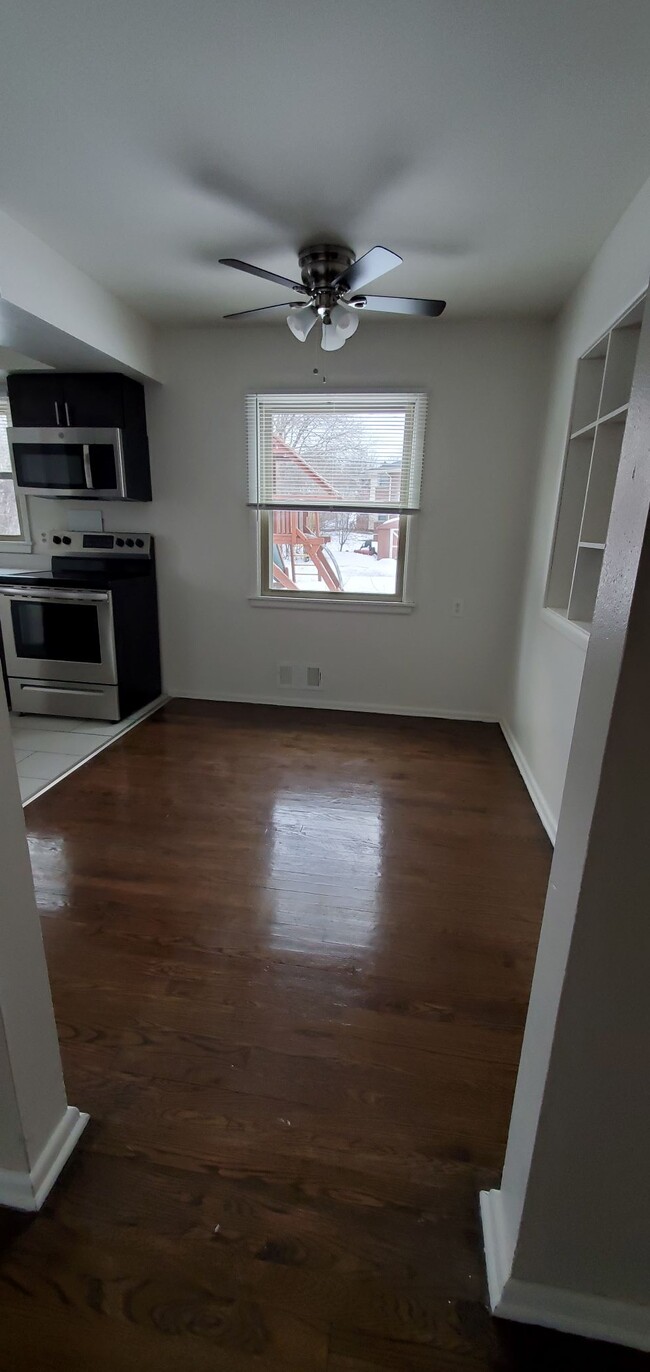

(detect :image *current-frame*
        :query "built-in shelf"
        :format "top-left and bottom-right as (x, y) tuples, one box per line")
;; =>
(597, 403), (628, 427)
(570, 420), (598, 440)
(570, 338), (607, 434)
(545, 291), (646, 634)
(570, 404), (628, 440)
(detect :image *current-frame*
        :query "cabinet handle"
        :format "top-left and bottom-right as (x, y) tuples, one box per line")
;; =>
(54, 401), (61, 425)
(64, 401), (71, 425)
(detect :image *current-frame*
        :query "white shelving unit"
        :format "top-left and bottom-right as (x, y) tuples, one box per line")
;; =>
(545, 293), (646, 632)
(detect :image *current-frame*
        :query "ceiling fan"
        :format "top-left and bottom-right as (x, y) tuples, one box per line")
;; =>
(219, 243), (446, 350)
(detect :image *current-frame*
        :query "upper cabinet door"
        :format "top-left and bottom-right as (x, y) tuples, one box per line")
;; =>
(61, 374), (125, 428)
(7, 373), (66, 426)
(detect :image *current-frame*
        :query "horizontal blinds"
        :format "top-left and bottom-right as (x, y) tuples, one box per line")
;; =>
(247, 392), (427, 511)
(0, 395), (12, 473)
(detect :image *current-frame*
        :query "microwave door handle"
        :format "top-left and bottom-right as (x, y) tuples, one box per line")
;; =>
(82, 443), (94, 490)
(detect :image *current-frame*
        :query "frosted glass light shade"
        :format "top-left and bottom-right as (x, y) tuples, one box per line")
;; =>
(329, 303), (360, 337)
(287, 306), (317, 341)
(321, 322), (347, 351)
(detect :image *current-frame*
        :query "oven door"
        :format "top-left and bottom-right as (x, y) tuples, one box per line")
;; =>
(0, 587), (117, 685)
(7, 427), (126, 498)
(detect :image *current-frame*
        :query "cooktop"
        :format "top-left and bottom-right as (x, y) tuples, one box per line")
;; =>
(0, 531), (154, 589)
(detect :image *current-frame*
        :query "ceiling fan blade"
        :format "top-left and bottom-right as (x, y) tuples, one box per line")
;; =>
(358, 294), (446, 317)
(333, 245), (402, 292)
(219, 257), (307, 293)
(223, 302), (296, 319)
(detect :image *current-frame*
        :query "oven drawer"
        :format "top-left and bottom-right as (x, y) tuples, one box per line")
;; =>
(9, 678), (120, 721)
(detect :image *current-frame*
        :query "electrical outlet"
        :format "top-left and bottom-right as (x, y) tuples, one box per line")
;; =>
(452, 598), (464, 617)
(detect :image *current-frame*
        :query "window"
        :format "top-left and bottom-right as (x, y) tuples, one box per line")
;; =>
(0, 393), (27, 542)
(248, 392), (427, 602)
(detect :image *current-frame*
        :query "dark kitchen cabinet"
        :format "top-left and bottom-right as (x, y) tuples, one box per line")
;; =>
(7, 373), (65, 427)
(7, 371), (152, 501)
(57, 374), (126, 427)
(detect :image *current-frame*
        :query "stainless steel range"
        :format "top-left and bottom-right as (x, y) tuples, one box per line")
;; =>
(0, 531), (161, 721)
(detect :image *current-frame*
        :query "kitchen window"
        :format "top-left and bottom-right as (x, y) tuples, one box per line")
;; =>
(247, 392), (427, 605)
(0, 393), (29, 544)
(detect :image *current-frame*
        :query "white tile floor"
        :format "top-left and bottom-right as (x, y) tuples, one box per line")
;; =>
(10, 697), (165, 804)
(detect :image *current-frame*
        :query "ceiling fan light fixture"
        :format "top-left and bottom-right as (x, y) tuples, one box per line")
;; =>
(287, 305), (317, 341)
(221, 244), (446, 329)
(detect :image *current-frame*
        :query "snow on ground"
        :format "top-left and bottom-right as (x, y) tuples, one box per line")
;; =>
(287, 531), (397, 595)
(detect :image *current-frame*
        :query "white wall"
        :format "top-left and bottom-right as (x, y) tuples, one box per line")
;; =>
(95, 318), (545, 717)
(482, 296), (650, 1350)
(2, 318), (549, 718)
(505, 175), (650, 836)
(0, 209), (160, 381)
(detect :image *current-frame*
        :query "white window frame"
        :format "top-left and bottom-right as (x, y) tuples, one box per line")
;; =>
(0, 391), (32, 552)
(247, 392), (426, 611)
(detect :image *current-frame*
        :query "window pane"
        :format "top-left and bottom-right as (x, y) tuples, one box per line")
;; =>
(0, 477), (21, 536)
(267, 510), (403, 596)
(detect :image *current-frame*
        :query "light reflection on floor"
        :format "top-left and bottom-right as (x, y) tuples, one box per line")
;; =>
(268, 784), (384, 954)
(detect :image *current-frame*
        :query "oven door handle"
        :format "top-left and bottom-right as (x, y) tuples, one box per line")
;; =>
(1, 589), (110, 604)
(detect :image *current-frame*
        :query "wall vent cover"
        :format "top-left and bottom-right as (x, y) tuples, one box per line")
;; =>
(277, 663), (322, 690)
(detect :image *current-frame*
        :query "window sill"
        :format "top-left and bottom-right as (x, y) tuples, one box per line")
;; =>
(0, 539), (33, 555)
(249, 595), (415, 614)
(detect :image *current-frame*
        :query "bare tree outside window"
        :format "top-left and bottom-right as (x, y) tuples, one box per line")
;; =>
(320, 511), (359, 550)
(272, 410), (376, 504)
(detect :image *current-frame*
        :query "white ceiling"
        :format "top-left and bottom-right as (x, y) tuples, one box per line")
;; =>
(2, 0), (650, 324)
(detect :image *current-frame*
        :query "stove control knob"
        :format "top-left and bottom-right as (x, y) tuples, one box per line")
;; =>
(52, 535), (62, 545)
(125, 538), (134, 547)
(135, 538), (144, 548)
(115, 538), (124, 547)
(62, 536), (72, 545)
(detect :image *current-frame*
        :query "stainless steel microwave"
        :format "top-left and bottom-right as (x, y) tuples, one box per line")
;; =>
(7, 426), (127, 499)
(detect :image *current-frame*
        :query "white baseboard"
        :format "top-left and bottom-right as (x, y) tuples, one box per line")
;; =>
(0, 1106), (89, 1212)
(480, 1187), (514, 1307)
(480, 1188), (650, 1352)
(499, 719), (557, 843)
(166, 688), (499, 723)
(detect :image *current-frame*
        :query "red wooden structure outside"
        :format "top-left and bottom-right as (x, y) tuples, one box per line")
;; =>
(272, 509), (342, 592)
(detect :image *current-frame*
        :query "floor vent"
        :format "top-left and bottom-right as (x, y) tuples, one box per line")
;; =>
(277, 664), (322, 690)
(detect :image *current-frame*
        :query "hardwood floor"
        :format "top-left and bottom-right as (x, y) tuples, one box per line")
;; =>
(0, 700), (644, 1370)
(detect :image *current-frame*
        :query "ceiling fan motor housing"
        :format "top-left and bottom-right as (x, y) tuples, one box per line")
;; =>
(298, 243), (355, 314)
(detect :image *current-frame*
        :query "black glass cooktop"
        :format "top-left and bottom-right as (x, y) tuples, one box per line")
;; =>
(0, 560), (151, 588)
